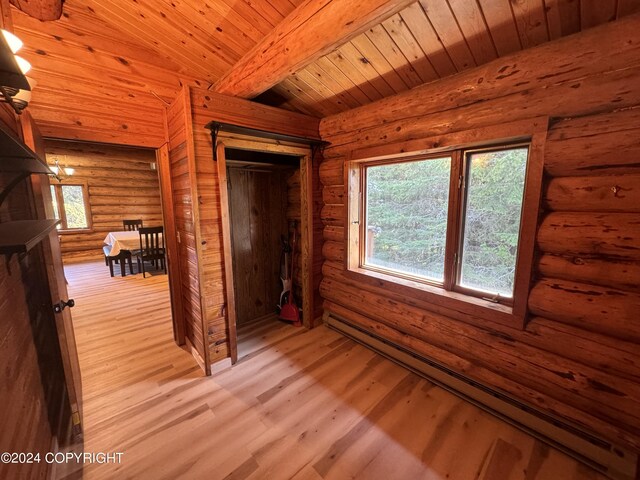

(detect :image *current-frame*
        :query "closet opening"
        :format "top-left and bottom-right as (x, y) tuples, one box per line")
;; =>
(216, 141), (315, 363)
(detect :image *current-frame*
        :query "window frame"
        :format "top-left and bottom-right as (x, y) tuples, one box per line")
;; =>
(344, 120), (547, 329)
(50, 181), (93, 233)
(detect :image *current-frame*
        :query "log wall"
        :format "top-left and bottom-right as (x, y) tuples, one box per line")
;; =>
(318, 16), (640, 452)
(43, 140), (161, 262)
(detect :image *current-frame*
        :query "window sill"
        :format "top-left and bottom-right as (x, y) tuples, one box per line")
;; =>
(345, 265), (525, 329)
(58, 228), (93, 235)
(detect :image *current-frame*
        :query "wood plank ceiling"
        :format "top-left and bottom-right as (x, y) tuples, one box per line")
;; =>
(11, 0), (305, 146)
(11, 0), (640, 144)
(266, 0), (640, 117)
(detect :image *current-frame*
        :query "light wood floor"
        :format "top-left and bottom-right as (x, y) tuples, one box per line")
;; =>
(62, 260), (603, 480)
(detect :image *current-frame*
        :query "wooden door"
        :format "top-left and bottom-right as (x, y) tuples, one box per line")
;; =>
(21, 113), (84, 434)
(227, 165), (290, 325)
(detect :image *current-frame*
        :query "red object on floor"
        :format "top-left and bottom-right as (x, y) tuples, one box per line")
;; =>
(279, 223), (301, 326)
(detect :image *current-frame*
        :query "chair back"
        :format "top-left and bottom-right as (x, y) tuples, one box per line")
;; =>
(138, 226), (164, 257)
(123, 219), (143, 231)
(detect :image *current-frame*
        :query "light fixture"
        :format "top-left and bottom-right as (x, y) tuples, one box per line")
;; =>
(14, 55), (31, 75)
(1, 29), (22, 54)
(12, 76), (36, 110)
(49, 157), (75, 181)
(0, 29), (34, 114)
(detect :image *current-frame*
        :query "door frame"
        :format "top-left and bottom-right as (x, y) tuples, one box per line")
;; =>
(21, 112), (84, 437)
(215, 133), (314, 364)
(156, 143), (185, 345)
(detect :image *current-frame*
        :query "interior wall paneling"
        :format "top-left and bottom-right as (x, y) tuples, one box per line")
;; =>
(317, 16), (640, 456)
(186, 88), (321, 367)
(164, 89), (210, 374)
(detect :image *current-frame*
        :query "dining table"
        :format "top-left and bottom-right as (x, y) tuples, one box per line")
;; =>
(103, 230), (146, 258)
(103, 230), (165, 277)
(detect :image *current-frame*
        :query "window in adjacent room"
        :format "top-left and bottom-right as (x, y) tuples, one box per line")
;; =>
(50, 183), (91, 231)
(351, 144), (529, 307)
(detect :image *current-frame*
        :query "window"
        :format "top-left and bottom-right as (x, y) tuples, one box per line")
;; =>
(50, 183), (91, 231)
(349, 143), (530, 310)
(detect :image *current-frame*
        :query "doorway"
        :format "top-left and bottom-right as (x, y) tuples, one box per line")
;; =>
(225, 150), (300, 358)
(215, 136), (314, 363)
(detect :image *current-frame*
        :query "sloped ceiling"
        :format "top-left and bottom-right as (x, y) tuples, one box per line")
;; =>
(266, 0), (640, 117)
(11, 0), (640, 146)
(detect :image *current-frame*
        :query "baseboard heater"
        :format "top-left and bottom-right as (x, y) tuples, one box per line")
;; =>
(324, 312), (638, 480)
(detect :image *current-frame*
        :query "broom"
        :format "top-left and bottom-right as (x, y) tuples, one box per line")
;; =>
(279, 223), (301, 326)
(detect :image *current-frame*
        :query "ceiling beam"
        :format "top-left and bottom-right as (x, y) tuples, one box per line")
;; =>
(213, 0), (415, 99)
(9, 0), (62, 21)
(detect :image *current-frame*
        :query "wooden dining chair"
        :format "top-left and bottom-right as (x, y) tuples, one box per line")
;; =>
(103, 246), (133, 277)
(123, 219), (143, 231)
(135, 226), (166, 278)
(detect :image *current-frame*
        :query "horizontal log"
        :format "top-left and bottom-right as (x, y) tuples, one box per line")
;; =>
(320, 204), (344, 226)
(92, 214), (163, 223)
(544, 174), (640, 212)
(320, 14), (640, 136)
(547, 106), (640, 141)
(322, 241), (344, 263)
(323, 226), (344, 242)
(89, 196), (161, 207)
(322, 185), (344, 205)
(90, 205), (161, 215)
(537, 212), (640, 259)
(320, 279), (640, 439)
(319, 159), (344, 186)
(537, 254), (640, 292)
(528, 277), (640, 342)
(544, 129), (640, 177)
(89, 186), (161, 197)
(322, 261), (640, 381)
(322, 64), (640, 161)
(525, 317), (640, 382)
(323, 299), (640, 451)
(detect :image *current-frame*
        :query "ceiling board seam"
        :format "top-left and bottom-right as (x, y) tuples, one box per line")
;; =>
(472, 0), (502, 60)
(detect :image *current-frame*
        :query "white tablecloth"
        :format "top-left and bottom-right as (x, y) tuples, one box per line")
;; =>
(103, 230), (162, 257)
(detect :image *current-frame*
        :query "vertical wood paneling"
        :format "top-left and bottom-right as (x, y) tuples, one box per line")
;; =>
(165, 90), (209, 373)
(185, 88), (320, 365)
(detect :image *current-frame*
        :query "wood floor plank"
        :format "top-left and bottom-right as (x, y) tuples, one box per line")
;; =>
(59, 260), (606, 479)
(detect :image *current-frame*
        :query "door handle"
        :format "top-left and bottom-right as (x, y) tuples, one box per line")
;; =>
(53, 299), (75, 314)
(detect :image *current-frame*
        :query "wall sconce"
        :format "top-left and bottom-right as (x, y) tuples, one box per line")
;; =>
(50, 157), (75, 181)
(0, 28), (34, 114)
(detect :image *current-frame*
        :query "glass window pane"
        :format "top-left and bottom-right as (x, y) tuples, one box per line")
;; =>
(364, 157), (451, 283)
(61, 185), (88, 229)
(50, 185), (61, 229)
(459, 147), (528, 297)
